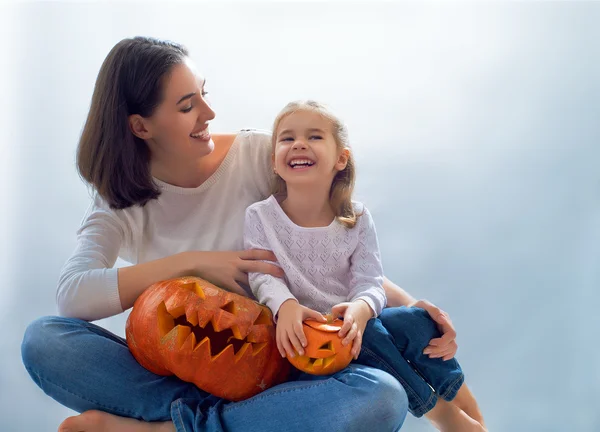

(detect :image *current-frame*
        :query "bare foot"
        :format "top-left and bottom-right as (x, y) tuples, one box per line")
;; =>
(425, 399), (487, 432)
(58, 410), (175, 432)
(451, 383), (486, 428)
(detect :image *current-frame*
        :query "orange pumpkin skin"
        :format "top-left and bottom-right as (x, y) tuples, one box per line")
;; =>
(126, 277), (289, 401)
(286, 318), (353, 375)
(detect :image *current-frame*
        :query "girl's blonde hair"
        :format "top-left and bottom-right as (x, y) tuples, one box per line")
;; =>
(271, 100), (360, 228)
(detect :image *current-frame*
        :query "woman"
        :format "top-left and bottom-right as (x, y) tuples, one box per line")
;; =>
(21, 36), (458, 432)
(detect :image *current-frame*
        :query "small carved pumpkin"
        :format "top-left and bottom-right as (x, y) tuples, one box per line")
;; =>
(286, 317), (353, 375)
(126, 277), (289, 401)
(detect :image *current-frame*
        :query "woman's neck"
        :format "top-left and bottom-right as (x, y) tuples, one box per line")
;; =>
(151, 156), (216, 188)
(281, 185), (335, 228)
(150, 135), (232, 188)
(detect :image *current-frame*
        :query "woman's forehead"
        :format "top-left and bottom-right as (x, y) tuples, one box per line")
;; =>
(163, 59), (205, 101)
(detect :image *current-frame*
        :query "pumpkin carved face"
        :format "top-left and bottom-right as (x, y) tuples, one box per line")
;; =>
(126, 277), (288, 401)
(286, 318), (353, 375)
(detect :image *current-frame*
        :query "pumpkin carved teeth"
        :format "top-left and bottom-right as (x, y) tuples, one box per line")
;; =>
(253, 309), (272, 325)
(221, 301), (236, 314)
(179, 281), (206, 299)
(296, 354), (338, 372)
(251, 342), (268, 356)
(160, 302), (262, 358)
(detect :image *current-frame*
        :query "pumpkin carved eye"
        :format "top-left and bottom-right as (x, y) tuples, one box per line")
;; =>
(286, 318), (353, 375)
(319, 341), (333, 351)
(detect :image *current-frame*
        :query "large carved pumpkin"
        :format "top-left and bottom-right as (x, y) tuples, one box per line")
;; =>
(126, 277), (289, 401)
(287, 318), (353, 375)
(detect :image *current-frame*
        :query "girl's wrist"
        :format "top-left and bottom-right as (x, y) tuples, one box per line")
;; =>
(354, 299), (374, 319)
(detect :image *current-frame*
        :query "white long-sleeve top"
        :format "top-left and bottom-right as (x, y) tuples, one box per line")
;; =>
(57, 130), (273, 321)
(244, 195), (387, 318)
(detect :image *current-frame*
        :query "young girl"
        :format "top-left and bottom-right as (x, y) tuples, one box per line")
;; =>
(244, 100), (487, 432)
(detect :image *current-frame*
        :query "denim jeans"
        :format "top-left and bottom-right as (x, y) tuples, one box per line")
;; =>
(356, 307), (465, 417)
(21, 316), (408, 432)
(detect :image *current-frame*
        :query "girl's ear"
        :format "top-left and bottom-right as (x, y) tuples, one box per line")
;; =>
(335, 148), (350, 171)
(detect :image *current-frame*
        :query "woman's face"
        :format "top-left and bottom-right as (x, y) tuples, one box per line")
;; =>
(137, 57), (216, 164)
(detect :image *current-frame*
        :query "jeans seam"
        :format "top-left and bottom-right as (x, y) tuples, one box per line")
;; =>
(58, 317), (128, 345)
(360, 347), (435, 416)
(440, 373), (465, 401)
(221, 379), (330, 414)
(25, 365), (140, 418)
(173, 400), (187, 432)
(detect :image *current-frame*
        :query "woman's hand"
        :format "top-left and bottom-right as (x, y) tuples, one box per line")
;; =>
(332, 300), (373, 359)
(409, 299), (458, 361)
(276, 299), (326, 358)
(184, 249), (285, 296)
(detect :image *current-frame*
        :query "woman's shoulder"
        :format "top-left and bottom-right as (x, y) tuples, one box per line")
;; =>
(226, 129), (274, 198)
(236, 128), (272, 151)
(212, 129), (272, 165)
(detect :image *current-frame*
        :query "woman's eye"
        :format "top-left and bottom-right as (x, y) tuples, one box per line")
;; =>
(280, 137), (294, 142)
(201, 91), (209, 97)
(181, 105), (193, 113)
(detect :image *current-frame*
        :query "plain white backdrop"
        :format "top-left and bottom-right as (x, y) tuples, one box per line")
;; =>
(1, 1), (599, 431)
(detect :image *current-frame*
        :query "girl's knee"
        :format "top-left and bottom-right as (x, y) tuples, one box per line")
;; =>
(380, 307), (440, 346)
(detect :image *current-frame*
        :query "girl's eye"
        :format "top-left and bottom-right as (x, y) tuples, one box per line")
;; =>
(310, 135), (323, 140)
(181, 105), (193, 113)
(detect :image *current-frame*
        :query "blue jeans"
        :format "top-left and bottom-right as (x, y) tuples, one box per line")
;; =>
(21, 316), (408, 432)
(357, 307), (465, 417)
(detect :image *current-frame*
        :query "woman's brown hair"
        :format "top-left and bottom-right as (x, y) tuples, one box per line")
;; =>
(77, 36), (188, 209)
(271, 100), (361, 228)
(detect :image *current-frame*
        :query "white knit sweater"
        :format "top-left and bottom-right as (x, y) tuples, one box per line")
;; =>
(244, 195), (386, 317)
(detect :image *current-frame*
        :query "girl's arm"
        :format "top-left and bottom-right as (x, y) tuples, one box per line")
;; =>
(243, 204), (295, 317)
(347, 207), (387, 317)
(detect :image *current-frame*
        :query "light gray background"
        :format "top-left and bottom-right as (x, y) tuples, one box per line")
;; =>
(1, 1), (598, 431)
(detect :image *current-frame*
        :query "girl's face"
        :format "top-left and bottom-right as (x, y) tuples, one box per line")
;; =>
(273, 110), (349, 190)
(130, 57), (216, 165)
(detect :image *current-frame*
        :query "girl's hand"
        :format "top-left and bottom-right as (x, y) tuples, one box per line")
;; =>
(409, 299), (458, 361)
(184, 250), (285, 296)
(276, 299), (327, 358)
(332, 300), (373, 359)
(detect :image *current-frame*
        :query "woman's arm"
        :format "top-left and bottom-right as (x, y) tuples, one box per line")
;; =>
(382, 277), (417, 307)
(383, 277), (458, 361)
(58, 200), (282, 321)
(57, 203), (199, 320)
